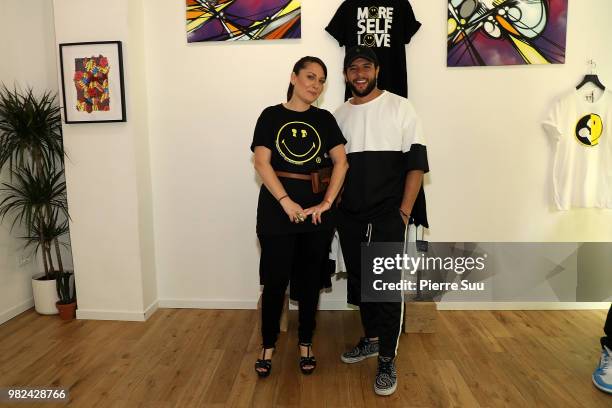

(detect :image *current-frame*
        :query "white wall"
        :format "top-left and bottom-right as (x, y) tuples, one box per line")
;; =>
(145, 0), (354, 308)
(145, 0), (612, 309)
(5, 1), (607, 322)
(0, 0), (58, 91)
(128, 0), (158, 315)
(413, 0), (612, 242)
(53, 0), (157, 320)
(0, 0), (62, 324)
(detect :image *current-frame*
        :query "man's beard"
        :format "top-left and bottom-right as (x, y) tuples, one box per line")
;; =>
(347, 77), (377, 97)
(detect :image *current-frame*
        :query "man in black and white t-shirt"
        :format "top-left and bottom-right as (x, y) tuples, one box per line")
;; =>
(326, 0), (421, 100)
(335, 46), (429, 396)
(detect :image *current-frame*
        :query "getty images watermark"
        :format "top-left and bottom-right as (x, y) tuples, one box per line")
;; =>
(360, 242), (612, 303)
(360, 242), (491, 302)
(371, 251), (487, 292)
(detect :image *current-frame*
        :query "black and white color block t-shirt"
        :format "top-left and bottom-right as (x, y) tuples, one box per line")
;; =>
(251, 104), (347, 234)
(334, 91), (429, 225)
(325, 0), (421, 100)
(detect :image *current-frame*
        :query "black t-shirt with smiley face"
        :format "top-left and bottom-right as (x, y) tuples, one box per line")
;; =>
(251, 104), (347, 235)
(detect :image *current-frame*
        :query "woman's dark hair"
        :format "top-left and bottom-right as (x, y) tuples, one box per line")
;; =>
(287, 56), (328, 101)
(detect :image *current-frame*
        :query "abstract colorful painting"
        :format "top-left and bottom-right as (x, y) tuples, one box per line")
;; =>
(186, 0), (301, 42)
(59, 41), (126, 123)
(447, 0), (567, 67)
(73, 56), (110, 113)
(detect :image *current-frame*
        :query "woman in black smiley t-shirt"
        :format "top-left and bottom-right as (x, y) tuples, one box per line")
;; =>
(250, 56), (348, 377)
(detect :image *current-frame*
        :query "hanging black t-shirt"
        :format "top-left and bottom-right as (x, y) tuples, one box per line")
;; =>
(325, 0), (421, 100)
(251, 104), (347, 235)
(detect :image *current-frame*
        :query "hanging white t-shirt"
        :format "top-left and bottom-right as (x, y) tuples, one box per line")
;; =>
(543, 88), (612, 210)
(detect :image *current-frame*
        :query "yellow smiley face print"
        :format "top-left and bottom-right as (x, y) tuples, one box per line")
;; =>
(275, 121), (322, 165)
(575, 114), (603, 147)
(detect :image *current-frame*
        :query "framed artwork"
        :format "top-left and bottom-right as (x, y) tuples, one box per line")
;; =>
(447, 0), (568, 67)
(186, 0), (301, 43)
(59, 41), (126, 124)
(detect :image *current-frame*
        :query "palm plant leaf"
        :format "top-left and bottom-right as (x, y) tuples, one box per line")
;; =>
(0, 85), (65, 174)
(20, 210), (70, 252)
(0, 164), (68, 234)
(0, 83), (72, 283)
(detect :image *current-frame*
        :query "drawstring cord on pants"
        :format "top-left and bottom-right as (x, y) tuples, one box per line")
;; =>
(365, 223), (373, 246)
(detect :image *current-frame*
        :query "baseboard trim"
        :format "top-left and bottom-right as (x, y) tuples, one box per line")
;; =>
(158, 299), (259, 310)
(160, 299), (355, 311)
(0, 298), (34, 325)
(316, 300), (356, 311)
(10, 299), (606, 324)
(436, 302), (611, 310)
(75, 301), (159, 322)
(144, 300), (159, 320)
(77, 308), (149, 322)
(135, 299), (612, 312)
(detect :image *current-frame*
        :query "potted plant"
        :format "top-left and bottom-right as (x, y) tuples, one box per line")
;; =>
(0, 85), (73, 316)
(56, 270), (76, 320)
(21, 204), (75, 319)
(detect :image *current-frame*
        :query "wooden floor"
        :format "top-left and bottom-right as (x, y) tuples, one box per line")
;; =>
(0, 308), (609, 407)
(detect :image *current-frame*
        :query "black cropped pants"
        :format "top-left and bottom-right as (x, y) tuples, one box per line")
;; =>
(258, 230), (331, 348)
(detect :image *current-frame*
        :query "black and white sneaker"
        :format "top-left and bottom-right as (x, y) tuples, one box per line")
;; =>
(340, 337), (379, 363)
(374, 356), (397, 396)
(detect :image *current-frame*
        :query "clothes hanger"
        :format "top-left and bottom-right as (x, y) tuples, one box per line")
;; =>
(576, 59), (606, 90)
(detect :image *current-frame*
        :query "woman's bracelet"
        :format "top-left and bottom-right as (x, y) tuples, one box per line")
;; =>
(277, 194), (289, 203)
(399, 208), (410, 217)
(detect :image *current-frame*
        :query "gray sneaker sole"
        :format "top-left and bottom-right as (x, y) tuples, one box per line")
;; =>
(374, 381), (397, 396)
(340, 351), (379, 364)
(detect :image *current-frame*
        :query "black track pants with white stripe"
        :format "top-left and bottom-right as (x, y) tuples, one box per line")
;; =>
(602, 305), (612, 349)
(338, 210), (406, 359)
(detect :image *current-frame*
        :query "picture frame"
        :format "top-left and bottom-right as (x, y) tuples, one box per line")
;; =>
(447, 0), (568, 67)
(59, 41), (126, 124)
(186, 0), (302, 42)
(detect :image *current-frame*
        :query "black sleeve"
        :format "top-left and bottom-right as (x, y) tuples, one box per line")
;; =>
(405, 144), (429, 173)
(250, 108), (274, 152)
(325, 2), (348, 46)
(401, 0), (421, 44)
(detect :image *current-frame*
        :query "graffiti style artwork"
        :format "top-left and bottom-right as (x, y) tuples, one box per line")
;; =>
(186, 0), (301, 42)
(59, 41), (126, 123)
(73, 56), (110, 113)
(447, 0), (567, 67)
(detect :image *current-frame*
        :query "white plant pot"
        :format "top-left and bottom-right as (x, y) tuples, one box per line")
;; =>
(32, 274), (59, 315)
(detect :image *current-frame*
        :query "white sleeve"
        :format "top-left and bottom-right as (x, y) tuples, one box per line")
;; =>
(542, 99), (563, 141)
(401, 100), (426, 153)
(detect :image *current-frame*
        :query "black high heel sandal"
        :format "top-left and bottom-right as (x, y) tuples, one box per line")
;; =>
(255, 347), (274, 378)
(299, 342), (317, 375)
